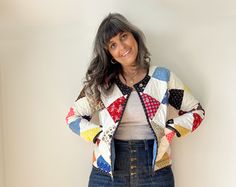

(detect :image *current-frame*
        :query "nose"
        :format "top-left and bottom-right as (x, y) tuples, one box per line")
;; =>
(119, 42), (128, 52)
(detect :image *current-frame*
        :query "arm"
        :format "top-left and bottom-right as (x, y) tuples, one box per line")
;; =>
(65, 88), (103, 143)
(166, 71), (205, 138)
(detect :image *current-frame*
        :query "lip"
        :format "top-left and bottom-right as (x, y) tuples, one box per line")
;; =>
(121, 49), (131, 57)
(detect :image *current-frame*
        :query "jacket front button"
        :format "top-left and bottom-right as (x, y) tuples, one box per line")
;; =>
(139, 83), (143, 87)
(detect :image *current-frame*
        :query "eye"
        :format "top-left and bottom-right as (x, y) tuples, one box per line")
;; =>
(110, 43), (116, 49)
(121, 33), (128, 40)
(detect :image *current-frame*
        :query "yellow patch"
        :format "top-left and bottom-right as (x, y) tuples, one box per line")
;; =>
(175, 124), (190, 136)
(184, 85), (191, 93)
(156, 152), (170, 169)
(80, 127), (100, 142)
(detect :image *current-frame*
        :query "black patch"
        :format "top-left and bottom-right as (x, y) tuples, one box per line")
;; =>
(82, 115), (92, 121)
(133, 75), (151, 92)
(115, 78), (132, 95)
(168, 89), (184, 110)
(115, 74), (151, 95)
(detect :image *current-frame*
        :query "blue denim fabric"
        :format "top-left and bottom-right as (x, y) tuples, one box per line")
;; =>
(88, 139), (175, 187)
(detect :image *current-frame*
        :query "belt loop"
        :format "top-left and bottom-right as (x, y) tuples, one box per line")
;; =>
(144, 140), (148, 151)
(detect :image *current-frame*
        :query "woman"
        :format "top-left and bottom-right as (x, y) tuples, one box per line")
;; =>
(66, 13), (205, 187)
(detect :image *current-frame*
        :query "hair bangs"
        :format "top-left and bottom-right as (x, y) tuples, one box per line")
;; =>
(101, 20), (131, 47)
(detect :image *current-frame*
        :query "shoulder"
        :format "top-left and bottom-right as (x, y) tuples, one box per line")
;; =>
(149, 66), (171, 81)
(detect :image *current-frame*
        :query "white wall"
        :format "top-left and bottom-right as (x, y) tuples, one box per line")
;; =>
(0, 63), (5, 187)
(0, 0), (236, 187)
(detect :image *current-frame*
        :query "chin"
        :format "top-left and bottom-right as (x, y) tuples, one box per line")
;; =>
(118, 56), (137, 66)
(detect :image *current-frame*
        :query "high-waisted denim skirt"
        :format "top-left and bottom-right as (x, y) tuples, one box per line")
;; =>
(88, 139), (175, 187)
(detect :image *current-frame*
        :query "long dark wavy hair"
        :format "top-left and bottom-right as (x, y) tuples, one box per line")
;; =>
(83, 13), (151, 108)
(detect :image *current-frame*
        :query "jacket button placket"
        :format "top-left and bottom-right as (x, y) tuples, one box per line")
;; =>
(129, 141), (138, 182)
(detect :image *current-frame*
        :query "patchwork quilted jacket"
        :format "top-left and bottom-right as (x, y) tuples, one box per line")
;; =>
(65, 66), (205, 178)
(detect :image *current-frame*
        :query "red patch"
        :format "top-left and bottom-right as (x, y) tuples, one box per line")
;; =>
(192, 113), (203, 132)
(166, 131), (176, 143)
(141, 93), (160, 119)
(96, 139), (101, 146)
(107, 96), (126, 123)
(66, 107), (75, 124)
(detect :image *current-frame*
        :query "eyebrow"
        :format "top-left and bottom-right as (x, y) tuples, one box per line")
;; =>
(108, 32), (125, 45)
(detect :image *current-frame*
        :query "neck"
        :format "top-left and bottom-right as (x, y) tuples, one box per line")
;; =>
(119, 64), (146, 87)
(121, 64), (140, 77)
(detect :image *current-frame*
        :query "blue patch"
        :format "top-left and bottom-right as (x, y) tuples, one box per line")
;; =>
(152, 67), (170, 82)
(152, 140), (158, 166)
(111, 140), (116, 171)
(161, 90), (169, 104)
(97, 156), (111, 173)
(69, 118), (81, 135)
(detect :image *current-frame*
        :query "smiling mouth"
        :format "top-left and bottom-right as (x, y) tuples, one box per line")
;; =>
(121, 49), (131, 57)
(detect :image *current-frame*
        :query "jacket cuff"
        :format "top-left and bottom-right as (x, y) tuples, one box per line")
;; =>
(92, 131), (103, 144)
(166, 119), (181, 137)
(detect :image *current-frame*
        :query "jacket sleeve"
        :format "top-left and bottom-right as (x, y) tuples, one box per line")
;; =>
(166, 71), (205, 138)
(65, 88), (103, 143)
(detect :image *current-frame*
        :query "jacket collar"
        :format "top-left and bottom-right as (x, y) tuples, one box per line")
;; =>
(115, 70), (151, 95)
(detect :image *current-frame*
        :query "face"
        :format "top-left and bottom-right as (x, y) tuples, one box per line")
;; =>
(107, 31), (138, 67)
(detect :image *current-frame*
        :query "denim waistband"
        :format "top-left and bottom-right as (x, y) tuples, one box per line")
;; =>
(114, 139), (154, 149)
